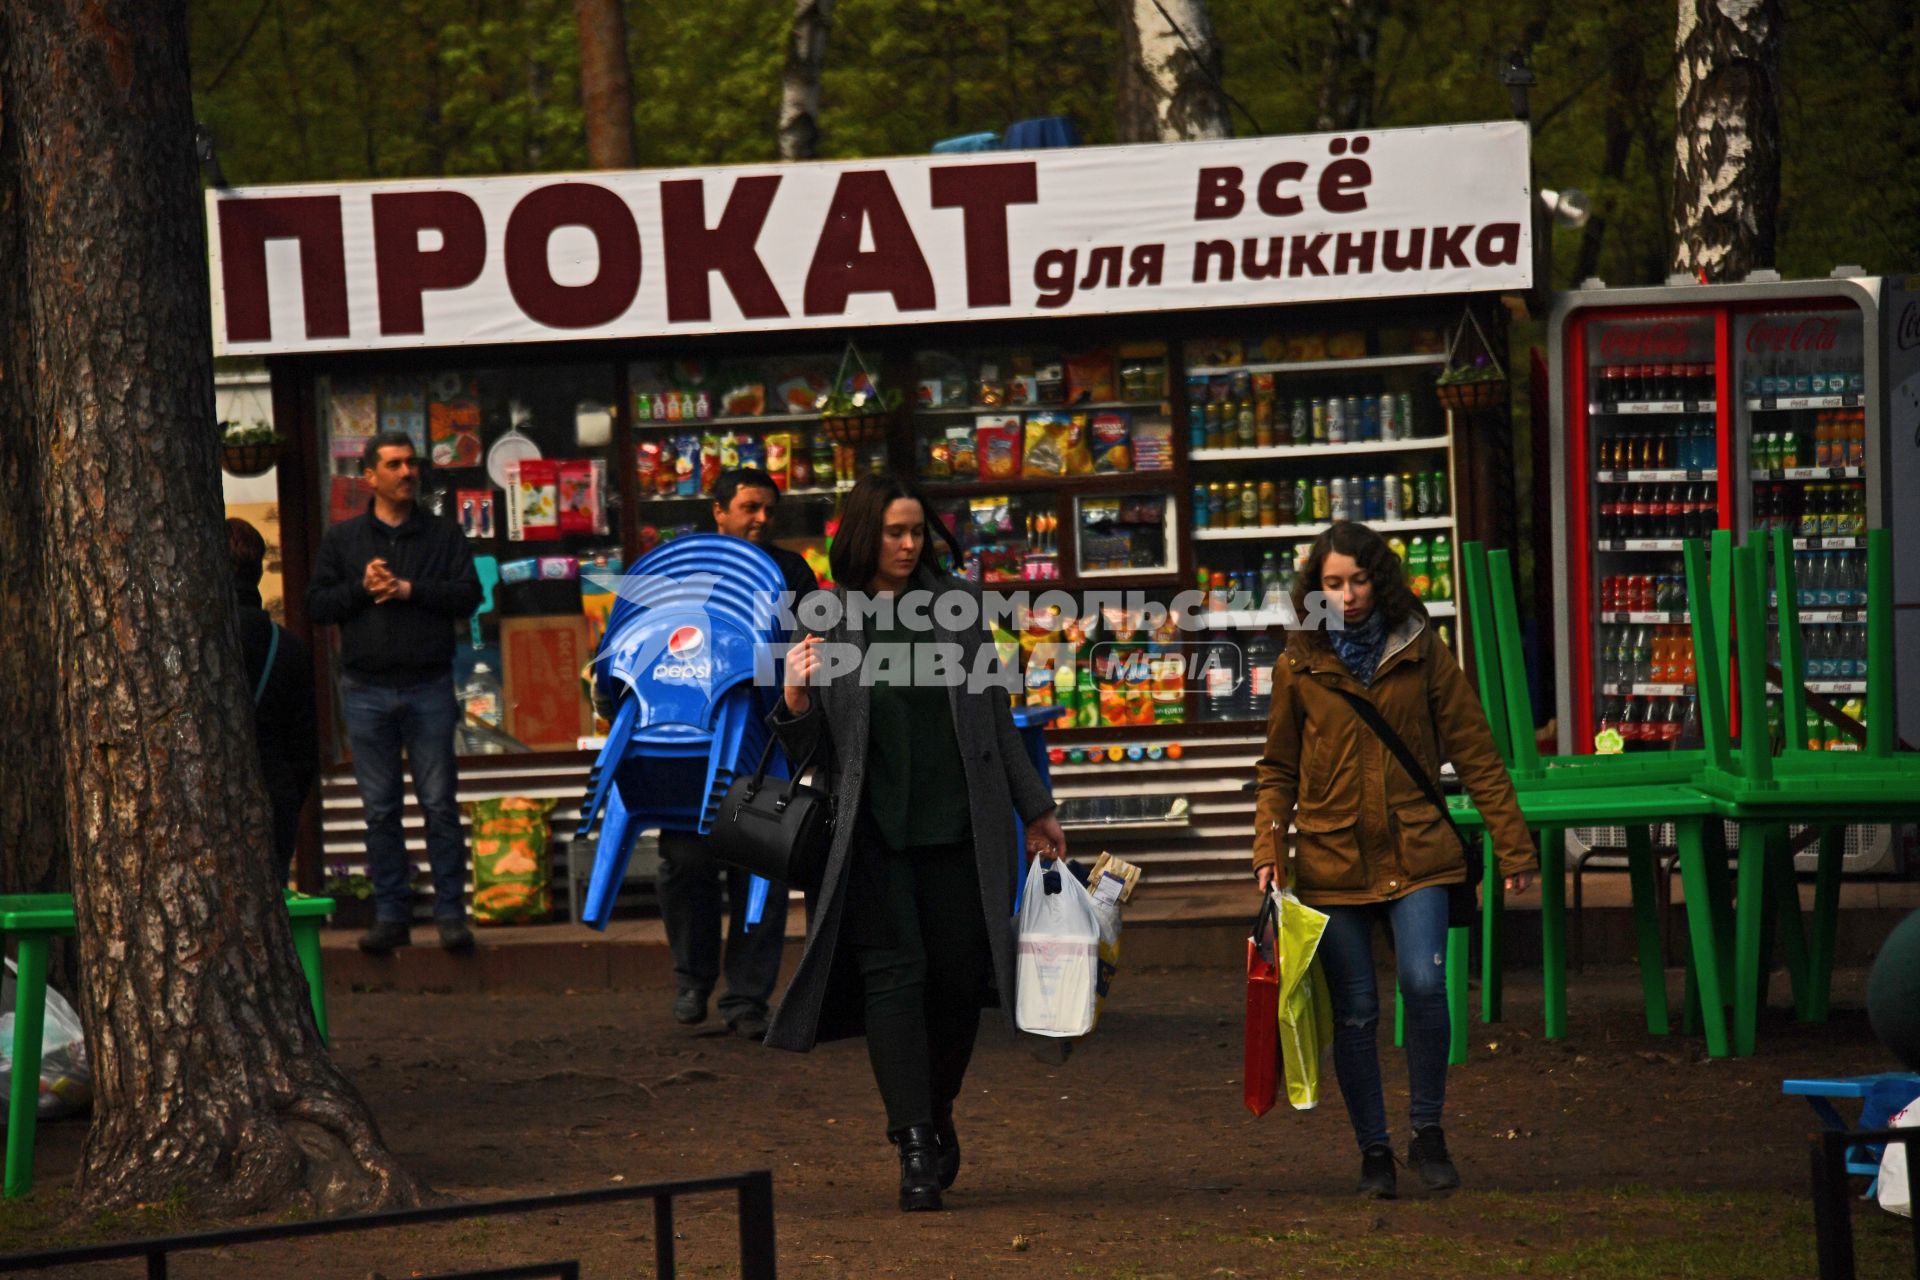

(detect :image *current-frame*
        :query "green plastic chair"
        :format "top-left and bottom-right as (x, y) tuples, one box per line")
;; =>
(1681, 528), (1920, 1057)
(0, 891), (333, 1198)
(1456, 544), (1730, 1049)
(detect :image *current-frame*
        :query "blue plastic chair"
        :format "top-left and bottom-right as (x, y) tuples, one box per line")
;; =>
(1783, 1072), (1920, 1194)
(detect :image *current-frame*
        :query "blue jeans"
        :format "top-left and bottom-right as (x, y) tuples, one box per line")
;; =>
(340, 675), (467, 924)
(1314, 886), (1451, 1151)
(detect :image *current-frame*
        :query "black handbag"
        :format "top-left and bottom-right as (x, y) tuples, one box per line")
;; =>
(706, 724), (834, 895)
(1331, 688), (1491, 929)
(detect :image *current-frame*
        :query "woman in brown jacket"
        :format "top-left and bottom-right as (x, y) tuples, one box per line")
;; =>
(1252, 522), (1534, 1199)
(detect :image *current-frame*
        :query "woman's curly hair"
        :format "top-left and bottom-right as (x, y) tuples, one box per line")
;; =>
(1288, 520), (1426, 647)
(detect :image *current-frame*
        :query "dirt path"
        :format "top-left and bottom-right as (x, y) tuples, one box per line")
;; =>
(10, 963), (1912, 1277)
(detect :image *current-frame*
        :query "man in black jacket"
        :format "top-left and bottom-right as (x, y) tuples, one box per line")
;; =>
(656, 469), (819, 1039)
(228, 518), (318, 890)
(308, 432), (483, 953)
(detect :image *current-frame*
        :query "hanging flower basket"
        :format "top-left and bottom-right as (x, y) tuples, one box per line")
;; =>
(219, 420), (282, 476)
(815, 340), (904, 445)
(1433, 308), (1508, 414)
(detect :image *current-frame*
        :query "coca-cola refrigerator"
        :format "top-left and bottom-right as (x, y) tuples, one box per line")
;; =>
(1547, 274), (1920, 873)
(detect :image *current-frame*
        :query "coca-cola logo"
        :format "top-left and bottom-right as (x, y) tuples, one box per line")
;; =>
(1896, 301), (1920, 352)
(1744, 316), (1839, 355)
(1599, 323), (1690, 360)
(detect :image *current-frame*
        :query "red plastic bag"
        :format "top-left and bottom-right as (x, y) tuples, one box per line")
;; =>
(1243, 896), (1282, 1117)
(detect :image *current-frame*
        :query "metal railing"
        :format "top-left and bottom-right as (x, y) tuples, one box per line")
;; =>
(0, 1170), (775, 1279)
(1810, 1128), (1919, 1280)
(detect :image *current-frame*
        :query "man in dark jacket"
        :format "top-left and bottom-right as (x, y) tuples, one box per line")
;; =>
(228, 518), (318, 890)
(308, 432), (483, 953)
(656, 468), (819, 1039)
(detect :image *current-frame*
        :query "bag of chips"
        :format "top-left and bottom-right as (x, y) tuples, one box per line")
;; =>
(765, 433), (791, 489)
(465, 796), (557, 925)
(976, 416), (1023, 480)
(1090, 412), (1133, 473)
(1023, 413), (1071, 477)
(947, 426), (977, 476)
(1064, 414), (1094, 474)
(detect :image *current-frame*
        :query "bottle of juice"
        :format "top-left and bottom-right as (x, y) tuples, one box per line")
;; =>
(1406, 536), (1431, 599)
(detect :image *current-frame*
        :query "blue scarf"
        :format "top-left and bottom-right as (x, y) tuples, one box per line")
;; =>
(1326, 610), (1386, 687)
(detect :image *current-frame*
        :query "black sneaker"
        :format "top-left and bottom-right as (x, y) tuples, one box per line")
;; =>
(357, 920), (411, 954)
(436, 918), (476, 952)
(1358, 1143), (1397, 1199)
(673, 989), (709, 1025)
(1407, 1126), (1461, 1191)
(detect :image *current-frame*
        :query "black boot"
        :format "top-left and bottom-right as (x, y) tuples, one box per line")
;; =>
(889, 1124), (943, 1212)
(1358, 1143), (1398, 1199)
(932, 1110), (960, 1191)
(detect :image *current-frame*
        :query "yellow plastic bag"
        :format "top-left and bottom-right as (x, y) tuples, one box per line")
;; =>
(1272, 886), (1334, 1110)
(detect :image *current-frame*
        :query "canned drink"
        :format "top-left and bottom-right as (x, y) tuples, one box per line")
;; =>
(1383, 473), (1403, 520)
(1222, 482), (1242, 528)
(1344, 395), (1364, 441)
(1311, 478), (1332, 521)
(1239, 482), (1260, 526)
(1311, 400), (1328, 443)
(1398, 393), (1416, 438)
(1429, 471), (1448, 516)
(1414, 471), (1433, 516)
(1378, 394), (1399, 441)
(1290, 399), (1310, 444)
(1294, 477), (1314, 521)
(1360, 395), (1380, 442)
(1329, 476), (1349, 521)
(1363, 474), (1385, 520)
(1400, 472), (1418, 516)
(1325, 396), (1346, 444)
(1192, 483), (1211, 527)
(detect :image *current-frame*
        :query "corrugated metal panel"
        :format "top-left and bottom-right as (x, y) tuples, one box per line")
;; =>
(320, 733), (1270, 899)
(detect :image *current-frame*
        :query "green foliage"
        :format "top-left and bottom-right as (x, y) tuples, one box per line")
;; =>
(187, 0), (1918, 284)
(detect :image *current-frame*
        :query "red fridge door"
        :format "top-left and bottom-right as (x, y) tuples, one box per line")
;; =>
(1565, 306), (1727, 753)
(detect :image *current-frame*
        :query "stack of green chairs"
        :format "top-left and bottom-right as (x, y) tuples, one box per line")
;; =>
(1453, 543), (1725, 1051)
(1681, 526), (1920, 1057)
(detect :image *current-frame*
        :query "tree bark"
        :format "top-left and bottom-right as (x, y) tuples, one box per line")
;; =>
(0, 0), (424, 1216)
(1670, 0), (1782, 280)
(1116, 0), (1230, 143)
(574, 0), (635, 168)
(0, 7), (73, 969)
(779, 0), (834, 161)
(1314, 0), (1381, 132)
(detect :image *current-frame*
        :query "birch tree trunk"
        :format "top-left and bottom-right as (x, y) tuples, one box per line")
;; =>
(574, 0), (636, 168)
(1671, 0), (1782, 280)
(1314, 0), (1381, 132)
(0, 0), (423, 1216)
(779, 0), (834, 161)
(1116, 0), (1230, 143)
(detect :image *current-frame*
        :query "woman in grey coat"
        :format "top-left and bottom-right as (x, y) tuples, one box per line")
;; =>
(771, 473), (1066, 1212)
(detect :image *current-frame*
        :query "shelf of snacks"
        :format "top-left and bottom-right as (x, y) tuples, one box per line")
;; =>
(911, 344), (1177, 490)
(628, 355), (861, 502)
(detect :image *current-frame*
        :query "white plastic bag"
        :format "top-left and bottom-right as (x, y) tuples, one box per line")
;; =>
(1878, 1098), (1917, 1219)
(0, 958), (92, 1121)
(1015, 857), (1101, 1038)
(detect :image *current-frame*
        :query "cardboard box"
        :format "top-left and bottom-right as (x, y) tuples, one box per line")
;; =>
(501, 615), (594, 750)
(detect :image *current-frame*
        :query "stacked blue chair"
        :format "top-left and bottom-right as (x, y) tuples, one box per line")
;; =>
(576, 535), (795, 929)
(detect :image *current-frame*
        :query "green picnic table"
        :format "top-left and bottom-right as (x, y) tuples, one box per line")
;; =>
(0, 891), (333, 1198)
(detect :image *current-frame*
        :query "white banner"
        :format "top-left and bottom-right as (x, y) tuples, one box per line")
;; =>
(208, 122), (1532, 357)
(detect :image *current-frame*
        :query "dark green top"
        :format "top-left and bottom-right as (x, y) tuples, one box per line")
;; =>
(863, 611), (972, 850)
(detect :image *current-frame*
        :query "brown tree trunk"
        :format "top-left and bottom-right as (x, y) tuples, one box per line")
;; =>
(1670, 0), (1781, 280)
(0, 8), (73, 979)
(1116, 0), (1230, 143)
(0, 0), (423, 1216)
(574, 0), (636, 168)
(1314, 0), (1381, 132)
(779, 0), (834, 161)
